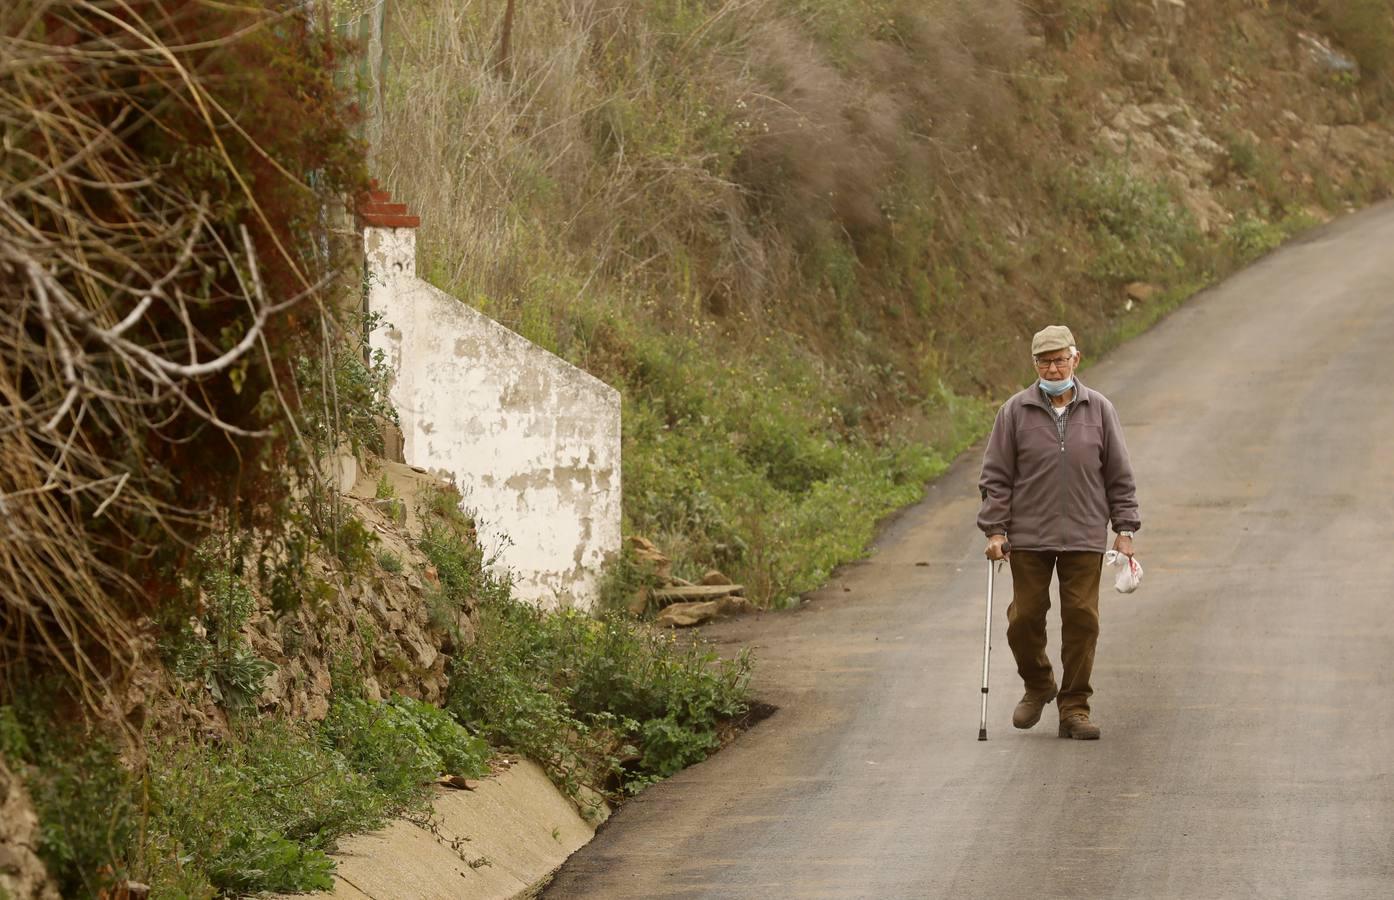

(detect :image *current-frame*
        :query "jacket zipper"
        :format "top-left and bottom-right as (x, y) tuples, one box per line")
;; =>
(1056, 399), (1069, 552)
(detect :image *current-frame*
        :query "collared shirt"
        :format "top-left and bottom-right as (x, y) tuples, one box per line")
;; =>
(1044, 383), (1079, 441)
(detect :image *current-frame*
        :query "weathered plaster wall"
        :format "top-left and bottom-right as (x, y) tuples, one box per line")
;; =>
(365, 225), (621, 610)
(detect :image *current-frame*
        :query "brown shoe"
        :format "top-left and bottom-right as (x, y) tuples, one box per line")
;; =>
(1011, 684), (1058, 729)
(1058, 713), (1101, 740)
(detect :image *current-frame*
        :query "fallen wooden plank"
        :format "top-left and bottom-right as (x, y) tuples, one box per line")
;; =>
(652, 584), (745, 602)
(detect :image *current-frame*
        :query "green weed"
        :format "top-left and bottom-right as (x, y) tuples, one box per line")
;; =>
(377, 550), (405, 573)
(416, 486), (514, 633)
(142, 724), (351, 895)
(4, 683), (494, 899)
(372, 0), (1392, 622)
(448, 595), (751, 804)
(8, 722), (133, 897)
(330, 512), (379, 574)
(1225, 211), (1286, 263)
(321, 693), (489, 803)
(299, 309), (400, 460)
(168, 559), (274, 712)
(1221, 129), (1293, 209)
(410, 491), (700, 806)
(1060, 160), (1201, 283)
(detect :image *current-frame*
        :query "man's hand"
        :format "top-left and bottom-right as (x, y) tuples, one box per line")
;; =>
(985, 534), (1010, 561)
(1113, 533), (1135, 558)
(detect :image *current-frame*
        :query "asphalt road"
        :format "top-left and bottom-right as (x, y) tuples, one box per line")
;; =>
(543, 203), (1394, 899)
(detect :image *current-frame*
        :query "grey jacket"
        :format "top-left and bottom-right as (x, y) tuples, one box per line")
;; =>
(976, 378), (1140, 553)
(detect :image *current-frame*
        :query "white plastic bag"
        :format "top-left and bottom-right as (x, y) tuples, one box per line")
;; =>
(1103, 550), (1143, 594)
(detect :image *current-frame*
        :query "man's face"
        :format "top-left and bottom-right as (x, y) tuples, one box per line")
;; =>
(1033, 348), (1078, 382)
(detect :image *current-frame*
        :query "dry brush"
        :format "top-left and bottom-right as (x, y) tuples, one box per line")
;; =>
(0, 0), (364, 714)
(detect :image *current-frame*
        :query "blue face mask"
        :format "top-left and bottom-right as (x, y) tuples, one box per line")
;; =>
(1039, 376), (1074, 397)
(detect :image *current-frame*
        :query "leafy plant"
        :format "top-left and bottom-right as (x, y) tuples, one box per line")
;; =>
(141, 721), (378, 895)
(414, 450), (751, 805)
(1061, 160), (1201, 283)
(4, 687), (495, 900)
(330, 510), (380, 573)
(11, 722), (134, 898)
(298, 309), (400, 459)
(320, 693), (489, 803)
(448, 595), (750, 803)
(377, 550), (405, 573)
(417, 486), (514, 633)
(169, 558), (275, 711)
(1225, 212), (1286, 262)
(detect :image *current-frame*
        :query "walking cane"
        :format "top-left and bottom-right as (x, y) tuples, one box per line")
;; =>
(978, 558), (998, 741)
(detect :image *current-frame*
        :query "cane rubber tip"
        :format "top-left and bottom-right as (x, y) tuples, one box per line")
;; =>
(978, 729), (987, 741)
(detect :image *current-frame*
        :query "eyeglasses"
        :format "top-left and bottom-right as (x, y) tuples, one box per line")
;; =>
(1033, 356), (1074, 371)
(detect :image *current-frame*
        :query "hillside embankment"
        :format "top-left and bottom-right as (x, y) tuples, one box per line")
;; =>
(375, 0), (1394, 611)
(4, 1), (1394, 898)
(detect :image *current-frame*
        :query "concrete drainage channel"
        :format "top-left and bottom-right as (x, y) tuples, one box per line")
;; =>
(275, 759), (604, 900)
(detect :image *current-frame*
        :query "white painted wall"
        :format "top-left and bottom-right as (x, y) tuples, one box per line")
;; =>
(365, 225), (621, 610)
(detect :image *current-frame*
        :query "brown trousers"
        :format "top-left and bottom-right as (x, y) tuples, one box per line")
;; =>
(1006, 550), (1103, 719)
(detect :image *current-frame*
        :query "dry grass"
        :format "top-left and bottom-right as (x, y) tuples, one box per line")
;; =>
(372, 0), (1031, 338)
(0, 0), (361, 715)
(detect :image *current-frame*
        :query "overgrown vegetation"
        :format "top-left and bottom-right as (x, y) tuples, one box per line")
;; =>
(0, 3), (474, 895)
(167, 562), (276, 712)
(0, 689), (490, 897)
(1, 487), (754, 895)
(0, 707), (134, 900)
(0, 0), (365, 708)
(418, 487), (752, 808)
(416, 486), (514, 634)
(448, 602), (752, 809)
(1060, 161), (1202, 284)
(371, 0), (1394, 610)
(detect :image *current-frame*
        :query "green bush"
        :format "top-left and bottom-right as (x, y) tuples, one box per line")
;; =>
(320, 696), (443, 804)
(606, 322), (961, 605)
(153, 698), (486, 894)
(1225, 211), (1286, 263)
(299, 309), (400, 459)
(378, 549), (405, 573)
(448, 597), (751, 802)
(321, 693), (490, 803)
(1061, 160), (1201, 283)
(388, 696), (492, 777)
(412, 487), (747, 802)
(143, 725), (348, 895)
(16, 730), (133, 897)
(1224, 208), (1324, 266)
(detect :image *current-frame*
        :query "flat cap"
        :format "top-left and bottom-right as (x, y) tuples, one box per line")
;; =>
(1031, 325), (1076, 356)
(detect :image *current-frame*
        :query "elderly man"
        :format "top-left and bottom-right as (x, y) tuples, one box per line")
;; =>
(977, 325), (1140, 740)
